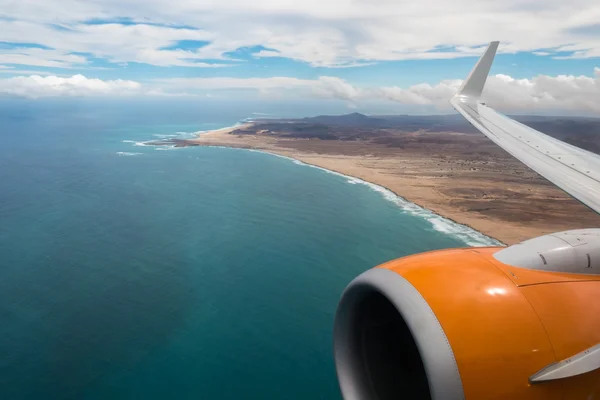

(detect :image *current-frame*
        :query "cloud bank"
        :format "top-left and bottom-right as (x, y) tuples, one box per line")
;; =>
(0, 75), (140, 98)
(2, 68), (599, 114)
(1, 0), (600, 68)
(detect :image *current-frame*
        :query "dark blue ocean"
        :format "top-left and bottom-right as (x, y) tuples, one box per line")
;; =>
(0, 98), (499, 399)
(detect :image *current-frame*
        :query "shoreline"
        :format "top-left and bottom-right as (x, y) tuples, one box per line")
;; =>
(187, 123), (504, 246)
(194, 122), (253, 136)
(242, 147), (504, 247)
(149, 120), (600, 245)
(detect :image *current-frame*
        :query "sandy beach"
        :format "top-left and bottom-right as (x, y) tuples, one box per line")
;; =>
(182, 123), (600, 245)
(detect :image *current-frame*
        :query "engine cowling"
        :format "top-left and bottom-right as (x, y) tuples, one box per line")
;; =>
(333, 240), (600, 399)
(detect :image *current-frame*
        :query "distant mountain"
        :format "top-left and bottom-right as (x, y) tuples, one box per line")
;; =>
(373, 114), (478, 133)
(300, 112), (388, 127)
(252, 112), (600, 152)
(514, 116), (600, 154)
(283, 113), (479, 132)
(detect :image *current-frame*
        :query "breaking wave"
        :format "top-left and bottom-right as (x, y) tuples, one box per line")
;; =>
(122, 140), (150, 147)
(116, 152), (142, 156)
(192, 122), (246, 136)
(123, 121), (249, 152)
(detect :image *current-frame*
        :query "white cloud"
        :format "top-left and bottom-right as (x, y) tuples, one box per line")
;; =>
(0, 48), (88, 68)
(1, 0), (600, 67)
(482, 69), (600, 113)
(0, 74), (141, 98)
(156, 68), (600, 113)
(363, 70), (600, 113)
(2, 69), (599, 115)
(153, 76), (361, 101)
(0, 69), (53, 75)
(371, 80), (463, 106)
(0, 20), (219, 68)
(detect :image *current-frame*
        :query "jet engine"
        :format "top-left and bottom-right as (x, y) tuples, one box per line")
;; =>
(333, 230), (600, 400)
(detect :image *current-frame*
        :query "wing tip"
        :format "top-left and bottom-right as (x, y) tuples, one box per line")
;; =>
(455, 41), (499, 101)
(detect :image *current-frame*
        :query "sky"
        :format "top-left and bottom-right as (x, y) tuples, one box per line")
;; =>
(0, 0), (599, 115)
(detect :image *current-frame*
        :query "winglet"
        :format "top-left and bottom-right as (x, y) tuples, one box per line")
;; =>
(455, 41), (499, 101)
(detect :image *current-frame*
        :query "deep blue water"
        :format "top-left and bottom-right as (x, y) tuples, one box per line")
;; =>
(0, 100), (498, 399)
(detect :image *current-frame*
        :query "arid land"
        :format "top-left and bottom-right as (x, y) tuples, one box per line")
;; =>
(152, 113), (600, 245)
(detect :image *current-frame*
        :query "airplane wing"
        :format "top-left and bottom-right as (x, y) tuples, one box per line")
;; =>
(451, 41), (600, 215)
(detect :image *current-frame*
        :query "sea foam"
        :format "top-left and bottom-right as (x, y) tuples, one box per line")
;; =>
(122, 140), (151, 147)
(192, 122), (246, 136)
(124, 123), (248, 153)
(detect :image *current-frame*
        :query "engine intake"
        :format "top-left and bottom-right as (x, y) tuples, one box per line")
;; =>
(333, 268), (464, 400)
(333, 247), (600, 399)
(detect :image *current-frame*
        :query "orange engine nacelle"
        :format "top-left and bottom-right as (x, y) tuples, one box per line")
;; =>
(334, 243), (600, 399)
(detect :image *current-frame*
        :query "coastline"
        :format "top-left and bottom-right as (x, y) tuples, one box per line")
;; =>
(196, 122), (253, 136)
(244, 148), (503, 247)
(188, 123), (506, 245)
(165, 121), (600, 245)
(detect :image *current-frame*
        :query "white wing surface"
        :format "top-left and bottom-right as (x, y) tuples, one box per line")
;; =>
(451, 41), (600, 215)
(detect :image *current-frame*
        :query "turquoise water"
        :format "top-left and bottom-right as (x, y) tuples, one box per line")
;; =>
(0, 101), (498, 399)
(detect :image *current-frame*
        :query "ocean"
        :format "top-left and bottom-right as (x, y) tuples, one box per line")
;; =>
(0, 99), (499, 399)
